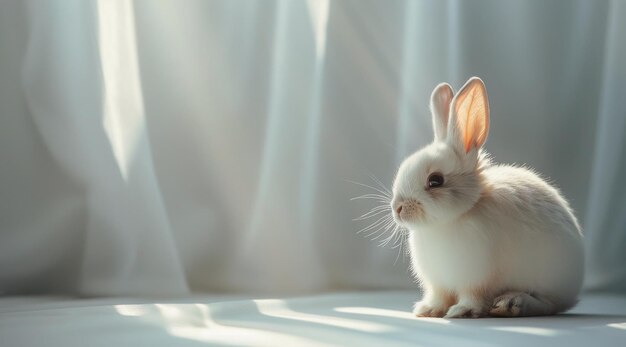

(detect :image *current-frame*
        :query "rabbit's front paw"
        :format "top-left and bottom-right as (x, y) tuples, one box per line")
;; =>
(444, 303), (486, 318)
(413, 301), (447, 317)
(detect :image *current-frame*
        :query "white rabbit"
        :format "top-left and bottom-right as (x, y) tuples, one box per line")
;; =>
(391, 77), (584, 318)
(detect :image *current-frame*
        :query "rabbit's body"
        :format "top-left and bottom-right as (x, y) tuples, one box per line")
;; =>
(392, 78), (584, 318)
(409, 163), (583, 317)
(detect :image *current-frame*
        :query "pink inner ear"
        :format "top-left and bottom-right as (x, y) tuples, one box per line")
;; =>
(454, 82), (488, 153)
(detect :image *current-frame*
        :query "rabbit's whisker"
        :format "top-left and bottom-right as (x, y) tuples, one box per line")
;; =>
(368, 218), (396, 240)
(357, 214), (391, 234)
(345, 179), (391, 199)
(350, 194), (390, 203)
(368, 174), (392, 195)
(353, 205), (391, 221)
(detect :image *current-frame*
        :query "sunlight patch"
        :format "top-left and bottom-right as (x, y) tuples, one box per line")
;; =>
(305, 0), (330, 61)
(97, 0), (146, 180)
(162, 303), (331, 347)
(608, 322), (626, 330)
(255, 300), (395, 333)
(335, 306), (451, 324)
(114, 304), (147, 317)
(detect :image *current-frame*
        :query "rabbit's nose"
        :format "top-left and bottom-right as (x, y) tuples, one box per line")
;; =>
(392, 199), (404, 215)
(396, 205), (403, 215)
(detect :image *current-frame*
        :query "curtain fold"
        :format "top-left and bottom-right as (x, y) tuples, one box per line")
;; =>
(20, 0), (188, 295)
(584, 0), (626, 293)
(0, 0), (624, 296)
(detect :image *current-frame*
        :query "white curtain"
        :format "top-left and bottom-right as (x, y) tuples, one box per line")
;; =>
(0, 0), (624, 296)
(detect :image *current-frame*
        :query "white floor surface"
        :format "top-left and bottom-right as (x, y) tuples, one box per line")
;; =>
(1, 291), (625, 346)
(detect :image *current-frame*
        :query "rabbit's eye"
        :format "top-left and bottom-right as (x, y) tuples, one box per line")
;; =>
(427, 173), (444, 188)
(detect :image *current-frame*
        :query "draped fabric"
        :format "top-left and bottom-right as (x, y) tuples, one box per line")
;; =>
(0, 0), (624, 296)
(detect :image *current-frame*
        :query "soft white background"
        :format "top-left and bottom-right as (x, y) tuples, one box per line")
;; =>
(0, 0), (625, 296)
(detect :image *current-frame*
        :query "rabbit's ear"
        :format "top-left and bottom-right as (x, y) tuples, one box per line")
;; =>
(430, 83), (454, 141)
(448, 77), (489, 153)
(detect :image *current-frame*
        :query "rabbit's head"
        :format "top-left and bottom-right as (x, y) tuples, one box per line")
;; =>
(392, 77), (491, 228)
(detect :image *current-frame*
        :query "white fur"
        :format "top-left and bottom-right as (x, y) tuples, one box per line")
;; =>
(393, 77), (584, 318)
